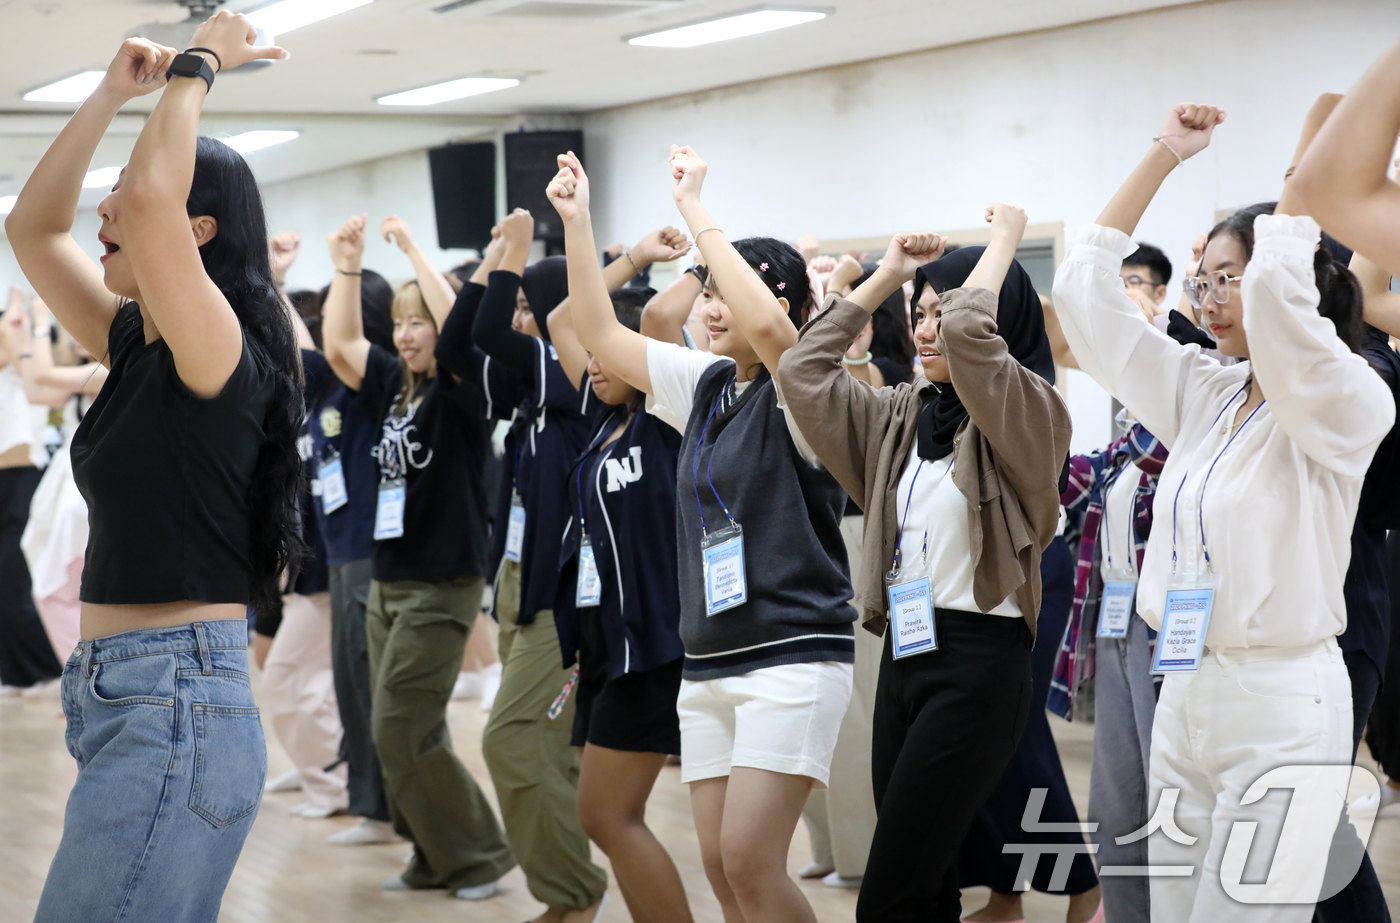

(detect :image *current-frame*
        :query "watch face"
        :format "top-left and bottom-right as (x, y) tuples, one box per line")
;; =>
(170, 53), (207, 77)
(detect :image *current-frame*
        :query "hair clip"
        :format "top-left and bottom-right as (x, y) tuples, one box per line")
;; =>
(777, 282), (787, 290)
(759, 262), (769, 272)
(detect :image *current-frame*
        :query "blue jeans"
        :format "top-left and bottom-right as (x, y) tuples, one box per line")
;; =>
(35, 620), (266, 923)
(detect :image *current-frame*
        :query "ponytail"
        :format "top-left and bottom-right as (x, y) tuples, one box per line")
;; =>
(1314, 244), (1364, 354)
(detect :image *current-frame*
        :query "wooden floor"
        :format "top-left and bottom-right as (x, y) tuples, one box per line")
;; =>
(5, 668), (1400, 923)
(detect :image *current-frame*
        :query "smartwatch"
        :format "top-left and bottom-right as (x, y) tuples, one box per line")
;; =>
(166, 52), (217, 93)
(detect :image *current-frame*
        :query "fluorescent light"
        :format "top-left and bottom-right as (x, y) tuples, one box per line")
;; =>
(628, 7), (827, 48)
(246, 0), (374, 35)
(223, 130), (300, 154)
(0, 196), (16, 215)
(82, 167), (122, 190)
(377, 77), (519, 107)
(24, 71), (105, 103)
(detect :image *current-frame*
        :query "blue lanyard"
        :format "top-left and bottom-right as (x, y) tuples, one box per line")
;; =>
(692, 381), (738, 535)
(576, 411), (624, 534)
(890, 455), (953, 572)
(1101, 459), (1138, 571)
(1170, 381), (1265, 572)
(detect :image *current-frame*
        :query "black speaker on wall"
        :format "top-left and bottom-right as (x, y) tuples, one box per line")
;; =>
(505, 130), (583, 244)
(428, 141), (496, 251)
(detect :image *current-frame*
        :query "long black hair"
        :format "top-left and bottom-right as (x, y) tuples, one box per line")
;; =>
(187, 136), (307, 617)
(857, 262), (916, 368)
(1206, 202), (1364, 353)
(707, 237), (812, 329)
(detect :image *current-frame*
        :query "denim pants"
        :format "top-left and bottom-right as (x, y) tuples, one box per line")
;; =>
(35, 619), (266, 923)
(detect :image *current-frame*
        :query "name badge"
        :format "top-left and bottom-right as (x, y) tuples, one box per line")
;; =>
(576, 533), (602, 607)
(701, 522), (747, 616)
(319, 454), (348, 514)
(504, 492), (526, 563)
(1097, 578), (1136, 639)
(373, 477), (406, 541)
(888, 577), (937, 658)
(1152, 573), (1218, 673)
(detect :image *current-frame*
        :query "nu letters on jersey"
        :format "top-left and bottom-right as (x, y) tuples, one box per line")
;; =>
(605, 446), (644, 493)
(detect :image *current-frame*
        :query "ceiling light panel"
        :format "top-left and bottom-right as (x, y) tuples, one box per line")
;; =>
(23, 71), (105, 104)
(223, 130), (301, 154)
(246, 0), (376, 35)
(377, 77), (520, 106)
(628, 7), (828, 48)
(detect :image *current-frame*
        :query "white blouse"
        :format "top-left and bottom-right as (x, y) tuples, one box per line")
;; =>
(1052, 215), (1393, 650)
(0, 365), (48, 467)
(893, 449), (1021, 618)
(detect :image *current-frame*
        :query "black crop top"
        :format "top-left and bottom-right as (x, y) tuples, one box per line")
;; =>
(71, 303), (276, 606)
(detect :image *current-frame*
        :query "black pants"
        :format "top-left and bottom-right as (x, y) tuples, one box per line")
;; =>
(0, 466), (61, 688)
(1364, 533), (1400, 777)
(1314, 649), (1391, 923)
(858, 610), (1034, 923)
(958, 537), (1098, 896)
(329, 558), (390, 822)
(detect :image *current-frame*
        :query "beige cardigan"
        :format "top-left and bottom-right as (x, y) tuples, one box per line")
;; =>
(777, 290), (1072, 638)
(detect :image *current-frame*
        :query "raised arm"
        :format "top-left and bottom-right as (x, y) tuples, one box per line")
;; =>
(545, 151), (653, 393)
(382, 215), (455, 330)
(471, 209), (545, 377)
(120, 13), (286, 398)
(0, 295), (72, 407)
(940, 205), (1073, 500)
(321, 214), (372, 389)
(1292, 39), (1400, 277)
(641, 261), (704, 346)
(1350, 251), (1400, 339)
(4, 39), (180, 361)
(1053, 105), (1225, 447)
(7, 294), (108, 401)
(1248, 201), (1394, 475)
(269, 231), (301, 294)
(551, 224), (690, 388)
(670, 145), (796, 378)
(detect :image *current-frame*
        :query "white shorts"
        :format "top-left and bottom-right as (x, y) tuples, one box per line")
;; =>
(676, 660), (854, 787)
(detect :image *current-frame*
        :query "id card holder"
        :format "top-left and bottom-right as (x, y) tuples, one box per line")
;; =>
(886, 569), (937, 659)
(1152, 570), (1219, 674)
(319, 453), (348, 514)
(1097, 568), (1136, 639)
(504, 491), (526, 563)
(576, 533), (602, 607)
(373, 477), (406, 540)
(701, 522), (747, 616)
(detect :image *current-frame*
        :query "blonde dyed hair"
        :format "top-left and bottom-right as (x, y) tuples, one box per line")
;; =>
(391, 280), (437, 415)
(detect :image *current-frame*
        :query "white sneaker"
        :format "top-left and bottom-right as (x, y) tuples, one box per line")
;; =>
(452, 670), (483, 701)
(479, 662), (503, 712)
(0, 685), (23, 698)
(798, 861), (834, 879)
(264, 768), (303, 793)
(382, 875), (412, 891)
(292, 802), (343, 819)
(1379, 782), (1400, 815)
(821, 871), (862, 889)
(326, 819), (400, 845)
(452, 879), (501, 901)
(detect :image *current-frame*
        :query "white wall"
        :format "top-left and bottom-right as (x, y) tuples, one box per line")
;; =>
(580, 0), (1400, 451)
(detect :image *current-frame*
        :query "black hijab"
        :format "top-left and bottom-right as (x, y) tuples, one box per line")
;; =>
(520, 255), (569, 343)
(910, 247), (1054, 460)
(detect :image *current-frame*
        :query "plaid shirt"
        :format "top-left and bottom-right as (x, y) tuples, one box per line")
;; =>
(1047, 424), (1168, 721)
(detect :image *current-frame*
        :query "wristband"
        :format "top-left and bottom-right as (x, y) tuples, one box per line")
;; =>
(843, 351), (873, 366)
(336, 269), (363, 276)
(32, 324), (53, 339)
(693, 226), (724, 241)
(185, 47), (223, 72)
(623, 250), (641, 273)
(1152, 135), (1185, 167)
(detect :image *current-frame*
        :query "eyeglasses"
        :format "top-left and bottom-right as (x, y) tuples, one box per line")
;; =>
(1122, 274), (1158, 291)
(1182, 271), (1244, 310)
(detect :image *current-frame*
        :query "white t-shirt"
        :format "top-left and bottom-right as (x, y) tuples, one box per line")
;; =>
(1098, 460), (1142, 581)
(0, 365), (49, 467)
(893, 450), (1021, 618)
(645, 338), (820, 465)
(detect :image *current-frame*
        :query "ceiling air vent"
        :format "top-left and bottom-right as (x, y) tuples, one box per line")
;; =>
(431, 0), (683, 18)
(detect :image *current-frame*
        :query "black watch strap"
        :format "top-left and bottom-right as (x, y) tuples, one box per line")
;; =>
(166, 52), (216, 93)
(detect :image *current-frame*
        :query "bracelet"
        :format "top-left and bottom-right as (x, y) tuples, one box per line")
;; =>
(1152, 135), (1185, 167)
(336, 269), (363, 276)
(694, 226), (724, 241)
(1284, 165), (1297, 180)
(185, 47), (223, 72)
(17, 353), (33, 360)
(32, 324), (52, 338)
(842, 351), (873, 366)
(623, 250), (641, 273)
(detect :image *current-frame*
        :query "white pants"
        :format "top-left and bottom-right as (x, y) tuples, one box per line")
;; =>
(265, 592), (349, 811)
(1149, 638), (1352, 923)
